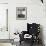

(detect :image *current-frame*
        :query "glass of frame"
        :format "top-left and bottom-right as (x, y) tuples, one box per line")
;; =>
(16, 7), (27, 20)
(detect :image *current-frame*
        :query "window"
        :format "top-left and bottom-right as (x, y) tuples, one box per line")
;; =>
(0, 4), (8, 31)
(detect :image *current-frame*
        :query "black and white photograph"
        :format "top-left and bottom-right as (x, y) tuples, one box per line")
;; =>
(16, 7), (27, 20)
(0, 0), (46, 46)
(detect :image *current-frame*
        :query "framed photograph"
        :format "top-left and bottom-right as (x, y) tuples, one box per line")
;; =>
(16, 7), (27, 20)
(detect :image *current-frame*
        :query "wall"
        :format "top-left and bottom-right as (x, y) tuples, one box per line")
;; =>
(9, 0), (46, 45)
(9, 0), (44, 31)
(0, 0), (8, 3)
